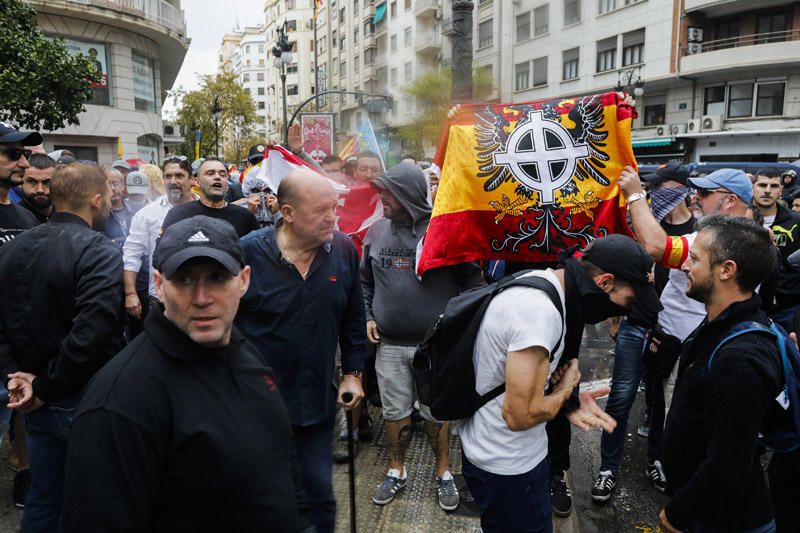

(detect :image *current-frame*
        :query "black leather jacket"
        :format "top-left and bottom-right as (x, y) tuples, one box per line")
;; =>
(0, 212), (125, 401)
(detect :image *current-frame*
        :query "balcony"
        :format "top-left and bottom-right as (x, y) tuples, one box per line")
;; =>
(363, 3), (376, 22)
(685, 0), (793, 16)
(363, 33), (377, 50)
(415, 31), (442, 56)
(414, 0), (439, 18)
(681, 30), (800, 75)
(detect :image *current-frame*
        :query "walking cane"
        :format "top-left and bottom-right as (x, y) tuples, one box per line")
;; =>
(341, 392), (357, 533)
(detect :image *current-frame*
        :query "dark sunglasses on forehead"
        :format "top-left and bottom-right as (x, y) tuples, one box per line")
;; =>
(0, 146), (33, 162)
(166, 155), (188, 162)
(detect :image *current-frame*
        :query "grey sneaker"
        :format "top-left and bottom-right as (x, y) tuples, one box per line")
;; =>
(373, 472), (407, 505)
(436, 475), (460, 511)
(646, 460), (667, 493)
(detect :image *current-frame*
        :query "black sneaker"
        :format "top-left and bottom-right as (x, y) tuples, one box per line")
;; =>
(333, 433), (360, 464)
(550, 471), (573, 517)
(358, 412), (373, 442)
(646, 460), (667, 493)
(591, 470), (616, 503)
(13, 469), (30, 509)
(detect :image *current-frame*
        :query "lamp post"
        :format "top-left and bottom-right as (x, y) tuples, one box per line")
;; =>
(272, 21), (294, 144)
(451, 1), (475, 103)
(615, 66), (645, 97)
(212, 96), (222, 158)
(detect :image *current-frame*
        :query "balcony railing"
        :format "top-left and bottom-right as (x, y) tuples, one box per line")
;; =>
(682, 29), (798, 55)
(65, 0), (187, 35)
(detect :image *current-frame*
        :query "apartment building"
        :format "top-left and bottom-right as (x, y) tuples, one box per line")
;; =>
(29, 0), (190, 164)
(463, 0), (800, 163)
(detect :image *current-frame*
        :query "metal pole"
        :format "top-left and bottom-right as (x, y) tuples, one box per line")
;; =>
(313, 3), (320, 112)
(214, 116), (219, 158)
(281, 66), (289, 145)
(451, 1), (475, 103)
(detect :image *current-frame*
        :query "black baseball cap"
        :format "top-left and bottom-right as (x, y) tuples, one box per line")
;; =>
(582, 234), (663, 313)
(153, 215), (244, 279)
(248, 144), (267, 163)
(642, 163), (689, 187)
(0, 122), (42, 146)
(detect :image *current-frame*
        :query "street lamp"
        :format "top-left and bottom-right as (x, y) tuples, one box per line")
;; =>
(212, 96), (222, 158)
(272, 21), (294, 143)
(451, 1), (475, 103)
(615, 66), (645, 97)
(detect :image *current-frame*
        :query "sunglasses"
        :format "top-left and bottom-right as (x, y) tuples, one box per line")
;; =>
(695, 188), (732, 198)
(166, 155), (188, 162)
(0, 147), (32, 162)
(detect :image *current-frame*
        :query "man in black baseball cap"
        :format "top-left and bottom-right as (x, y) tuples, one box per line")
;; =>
(63, 214), (309, 531)
(0, 123), (40, 247)
(247, 143), (267, 165)
(641, 163), (690, 188)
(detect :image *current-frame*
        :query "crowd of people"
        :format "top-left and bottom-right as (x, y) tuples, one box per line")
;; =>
(0, 114), (798, 533)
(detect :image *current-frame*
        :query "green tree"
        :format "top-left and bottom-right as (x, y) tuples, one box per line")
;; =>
(0, 0), (99, 131)
(172, 71), (258, 160)
(396, 67), (494, 156)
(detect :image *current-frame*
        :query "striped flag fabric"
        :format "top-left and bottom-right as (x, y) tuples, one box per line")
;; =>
(417, 92), (636, 275)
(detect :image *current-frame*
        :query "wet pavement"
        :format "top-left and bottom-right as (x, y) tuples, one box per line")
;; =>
(0, 321), (668, 532)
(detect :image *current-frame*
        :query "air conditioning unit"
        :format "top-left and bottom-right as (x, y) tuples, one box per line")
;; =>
(701, 114), (723, 132)
(655, 125), (667, 137)
(687, 118), (701, 133)
(687, 27), (704, 43)
(669, 123), (687, 135)
(686, 42), (702, 55)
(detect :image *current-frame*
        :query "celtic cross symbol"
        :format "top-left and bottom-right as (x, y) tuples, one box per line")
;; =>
(493, 110), (590, 204)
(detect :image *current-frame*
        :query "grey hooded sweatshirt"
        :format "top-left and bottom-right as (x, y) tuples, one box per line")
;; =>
(361, 163), (483, 346)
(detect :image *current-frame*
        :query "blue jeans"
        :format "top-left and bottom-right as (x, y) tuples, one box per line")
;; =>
(292, 418), (336, 533)
(600, 319), (662, 473)
(22, 397), (79, 533)
(687, 519), (775, 533)
(461, 452), (552, 533)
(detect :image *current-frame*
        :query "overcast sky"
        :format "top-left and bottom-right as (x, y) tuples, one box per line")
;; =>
(162, 0), (264, 117)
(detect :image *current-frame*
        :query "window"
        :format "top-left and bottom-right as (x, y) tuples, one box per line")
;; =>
(756, 13), (788, 43)
(713, 19), (740, 49)
(340, 36), (346, 51)
(132, 53), (156, 112)
(622, 29), (644, 66)
(391, 34), (398, 52)
(756, 82), (785, 116)
(596, 37), (616, 72)
(354, 54), (359, 72)
(245, 45), (251, 54)
(515, 61), (530, 91)
(244, 88), (250, 95)
(353, 0), (358, 12)
(599, 0), (615, 13)
(564, 0), (580, 25)
(354, 28), (359, 44)
(258, 101), (265, 109)
(287, 84), (298, 96)
(258, 87), (265, 95)
(257, 72), (265, 81)
(390, 0), (396, 18)
(332, 30), (337, 47)
(533, 56), (548, 87)
(333, 60), (338, 75)
(286, 65), (298, 74)
(479, 19), (493, 48)
(704, 86), (725, 115)
(404, 27), (412, 47)
(243, 73), (250, 82)
(727, 83), (753, 118)
(562, 47), (579, 80)
(340, 60), (346, 76)
(259, 58), (265, 66)
(516, 12), (530, 42)
(405, 0), (411, 9)
(340, 7), (346, 19)
(365, 48), (375, 65)
(258, 44), (265, 54)
(404, 61), (412, 81)
(390, 67), (398, 85)
(287, 20), (297, 32)
(365, 21), (373, 35)
(643, 95), (666, 126)
(534, 5), (549, 36)
(287, 0), (295, 8)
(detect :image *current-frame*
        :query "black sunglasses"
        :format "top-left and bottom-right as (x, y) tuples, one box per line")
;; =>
(695, 188), (732, 198)
(0, 147), (33, 162)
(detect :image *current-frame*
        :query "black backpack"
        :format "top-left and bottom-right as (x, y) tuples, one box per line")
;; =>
(412, 271), (564, 421)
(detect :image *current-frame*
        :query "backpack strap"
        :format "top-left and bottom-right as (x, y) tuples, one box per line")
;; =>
(477, 274), (565, 409)
(707, 321), (777, 370)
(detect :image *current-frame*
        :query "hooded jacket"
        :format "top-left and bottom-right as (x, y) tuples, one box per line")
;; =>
(362, 163), (483, 346)
(769, 202), (800, 305)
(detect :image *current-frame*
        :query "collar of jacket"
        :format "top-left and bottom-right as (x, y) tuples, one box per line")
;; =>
(144, 303), (245, 362)
(701, 293), (764, 332)
(50, 211), (89, 227)
(269, 220), (333, 255)
(774, 202), (800, 226)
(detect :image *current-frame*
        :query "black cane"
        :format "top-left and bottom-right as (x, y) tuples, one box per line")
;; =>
(341, 392), (357, 533)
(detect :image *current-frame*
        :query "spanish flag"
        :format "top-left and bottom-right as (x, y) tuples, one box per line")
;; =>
(417, 92), (636, 275)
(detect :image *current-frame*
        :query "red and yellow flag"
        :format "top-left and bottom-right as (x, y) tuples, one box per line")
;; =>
(417, 92), (636, 275)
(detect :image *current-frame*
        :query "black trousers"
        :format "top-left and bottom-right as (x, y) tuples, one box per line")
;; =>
(768, 448), (800, 533)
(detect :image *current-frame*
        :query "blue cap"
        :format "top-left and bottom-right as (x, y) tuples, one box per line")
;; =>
(688, 168), (753, 204)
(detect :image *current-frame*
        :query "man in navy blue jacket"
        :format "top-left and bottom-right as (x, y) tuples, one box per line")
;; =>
(236, 169), (365, 533)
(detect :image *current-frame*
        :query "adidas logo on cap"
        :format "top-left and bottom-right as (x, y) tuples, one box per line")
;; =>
(187, 231), (210, 243)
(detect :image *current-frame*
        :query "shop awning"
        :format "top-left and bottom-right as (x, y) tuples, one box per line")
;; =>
(631, 137), (674, 148)
(373, 2), (386, 24)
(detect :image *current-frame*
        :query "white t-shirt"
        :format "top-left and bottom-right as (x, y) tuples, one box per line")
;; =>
(457, 269), (566, 475)
(763, 215), (776, 229)
(657, 231), (706, 342)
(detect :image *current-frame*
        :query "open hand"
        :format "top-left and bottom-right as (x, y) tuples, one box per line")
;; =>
(566, 387), (617, 432)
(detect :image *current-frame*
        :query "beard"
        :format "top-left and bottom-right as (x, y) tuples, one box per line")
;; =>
(686, 276), (713, 304)
(24, 193), (51, 209)
(203, 186), (225, 203)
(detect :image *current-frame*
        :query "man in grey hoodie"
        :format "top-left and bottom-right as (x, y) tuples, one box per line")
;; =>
(362, 162), (483, 512)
